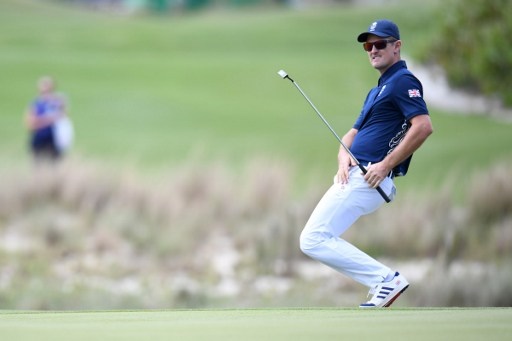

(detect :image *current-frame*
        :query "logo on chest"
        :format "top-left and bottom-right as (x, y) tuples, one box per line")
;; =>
(378, 85), (387, 97)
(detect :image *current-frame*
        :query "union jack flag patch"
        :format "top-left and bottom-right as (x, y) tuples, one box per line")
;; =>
(408, 89), (421, 98)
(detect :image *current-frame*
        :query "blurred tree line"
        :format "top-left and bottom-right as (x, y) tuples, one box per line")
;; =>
(55, 0), (357, 12)
(425, 0), (512, 107)
(55, 0), (303, 12)
(144, 0), (288, 11)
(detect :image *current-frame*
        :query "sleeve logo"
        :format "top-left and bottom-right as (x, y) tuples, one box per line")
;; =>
(408, 89), (421, 98)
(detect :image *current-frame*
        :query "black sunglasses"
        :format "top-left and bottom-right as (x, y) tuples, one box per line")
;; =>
(363, 39), (397, 52)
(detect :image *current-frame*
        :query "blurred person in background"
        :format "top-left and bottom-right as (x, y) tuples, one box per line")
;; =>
(24, 76), (73, 162)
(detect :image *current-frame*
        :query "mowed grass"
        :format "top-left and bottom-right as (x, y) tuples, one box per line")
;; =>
(1, 308), (511, 341)
(1, 0), (511, 194)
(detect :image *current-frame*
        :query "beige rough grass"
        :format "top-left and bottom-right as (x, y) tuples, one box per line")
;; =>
(0, 158), (510, 309)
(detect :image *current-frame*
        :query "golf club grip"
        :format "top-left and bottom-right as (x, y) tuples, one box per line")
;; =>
(357, 164), (391, 203)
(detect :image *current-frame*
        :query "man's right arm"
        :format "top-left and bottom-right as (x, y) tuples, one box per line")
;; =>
(336, 128), (358, 184)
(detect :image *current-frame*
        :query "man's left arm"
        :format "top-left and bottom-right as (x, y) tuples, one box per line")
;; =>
(364, 114), (433, 187)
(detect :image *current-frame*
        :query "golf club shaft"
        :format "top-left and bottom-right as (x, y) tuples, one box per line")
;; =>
(287, 77), (391, 203)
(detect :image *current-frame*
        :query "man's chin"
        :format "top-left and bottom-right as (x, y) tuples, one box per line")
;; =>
(371, 60), (387, 72)
(371, 62), (382, 70)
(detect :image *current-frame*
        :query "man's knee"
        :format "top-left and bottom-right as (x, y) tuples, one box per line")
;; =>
(299, 228), (326, 257)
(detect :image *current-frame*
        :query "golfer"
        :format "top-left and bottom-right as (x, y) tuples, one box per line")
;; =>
(300, 19), (433, 308)
(24, 76), (68, 161)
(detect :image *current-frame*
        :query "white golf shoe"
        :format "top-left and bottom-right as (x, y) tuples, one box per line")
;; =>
(359, 272), (409, 308)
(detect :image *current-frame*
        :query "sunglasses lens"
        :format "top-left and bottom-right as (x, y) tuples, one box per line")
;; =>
(363, 40), (394, 52)
(374, 41), (387, 49)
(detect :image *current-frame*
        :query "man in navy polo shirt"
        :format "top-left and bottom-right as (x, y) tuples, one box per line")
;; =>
(299, 19), (433, 308)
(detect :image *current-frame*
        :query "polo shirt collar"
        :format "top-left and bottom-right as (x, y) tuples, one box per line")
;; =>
(378, 60), (407, 86)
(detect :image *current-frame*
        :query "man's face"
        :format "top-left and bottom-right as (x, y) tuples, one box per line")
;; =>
(38, 77), (54, 95)
(364, 34), (401, 74)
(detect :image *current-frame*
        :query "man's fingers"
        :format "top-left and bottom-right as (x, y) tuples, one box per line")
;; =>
(372, 178), (382, 188)
(363, 164), (384, 188)
(336, 171), (348, 184)
(335, 164), (351, 185)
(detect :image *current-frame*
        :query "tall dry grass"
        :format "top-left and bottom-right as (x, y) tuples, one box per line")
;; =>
(0, 158), (510, 309)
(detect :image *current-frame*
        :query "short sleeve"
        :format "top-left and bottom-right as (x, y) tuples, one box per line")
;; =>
(393, 74), (428, 120)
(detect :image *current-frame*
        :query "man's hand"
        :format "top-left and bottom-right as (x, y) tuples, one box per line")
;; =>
(335, 154), (353, 184)
(363, 161), (391, 188)
(335, 128), (358, 185)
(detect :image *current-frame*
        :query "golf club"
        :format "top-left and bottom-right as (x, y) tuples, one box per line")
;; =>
(277, 69), (391, 203)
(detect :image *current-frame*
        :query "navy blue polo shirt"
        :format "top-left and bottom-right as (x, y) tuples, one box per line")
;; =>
(350, 60), (428, 176)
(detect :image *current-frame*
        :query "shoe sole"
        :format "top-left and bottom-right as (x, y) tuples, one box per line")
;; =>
(382, 284), (409, 308)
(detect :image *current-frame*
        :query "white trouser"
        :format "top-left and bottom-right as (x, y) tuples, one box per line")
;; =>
(300, 166), (396, 288)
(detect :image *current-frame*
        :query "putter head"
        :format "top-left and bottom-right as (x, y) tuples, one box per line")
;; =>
(277, 70), (288, 79)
